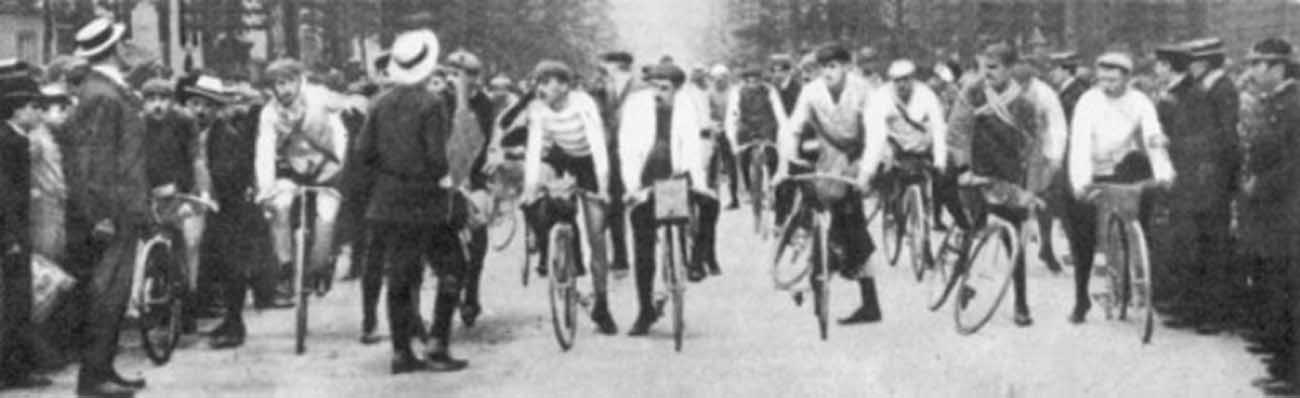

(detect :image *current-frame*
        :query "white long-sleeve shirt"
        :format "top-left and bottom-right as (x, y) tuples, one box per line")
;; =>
(865, 82), (948, 170)
(1068, 87), (1175, 195)
(522, 91), (610, 197)
(254, 83), (350, 195)
(778, 74), (884, 179)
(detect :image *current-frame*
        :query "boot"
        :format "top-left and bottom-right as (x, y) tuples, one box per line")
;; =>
(627, 308), (660, 336)
(590, 294), (618, 335)
(839, 278), (882, 325)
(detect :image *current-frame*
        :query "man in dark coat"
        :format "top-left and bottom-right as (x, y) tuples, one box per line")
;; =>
(63, 18), (151, 397)
(0, 61), (54, 391)
(1165, 38), (1241, 329)
(1237, 38), (1300, 393)
(344, 29), (469, 374)
(590, 50), (638, 277)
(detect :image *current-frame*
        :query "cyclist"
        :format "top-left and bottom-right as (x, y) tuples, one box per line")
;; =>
(619, 63), (720, 336)
(254, 58), (350, 293)
(724, 66), (786, 202)
(775, 44), (886, 325)
(867, 59), (948, 228)
(947, 43), (1068, 327)
(519, 60), (618, 335)
(1065, 52), (1175, 324)
(705, 64), (741, 210)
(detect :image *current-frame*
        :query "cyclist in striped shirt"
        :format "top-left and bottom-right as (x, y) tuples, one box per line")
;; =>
(520, 60), (618, 335)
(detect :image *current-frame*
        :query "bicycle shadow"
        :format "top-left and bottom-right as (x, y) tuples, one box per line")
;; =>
(452, 309), (546, 346)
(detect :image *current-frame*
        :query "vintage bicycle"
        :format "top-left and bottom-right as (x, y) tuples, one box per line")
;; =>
(627, 174), (701, 352)
(257, 184), (340, 355)
(128, 192), (218, 365)
(525, 174), (604, 351)
(1085, 180), (1161, 344)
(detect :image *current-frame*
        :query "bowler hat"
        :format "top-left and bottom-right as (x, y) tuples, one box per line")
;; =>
(1246, 37), (1293, 62)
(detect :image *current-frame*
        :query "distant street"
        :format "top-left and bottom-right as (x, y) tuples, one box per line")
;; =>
(21, 207), (1266, 398)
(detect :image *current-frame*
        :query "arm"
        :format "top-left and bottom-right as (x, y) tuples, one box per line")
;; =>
(859, 96), (889, 184)
(724, 87), (740, 151)
(582, 97), (610, 195)
(1138, 95), (1175, 185)
(254, 106), (277, 196)
(522, 104), (545, 199)
(1068, 93), (1095, 196)
(1037, 82), (1069, 168)
(776, 87), (812, 175)
(925, 87), (949, 171)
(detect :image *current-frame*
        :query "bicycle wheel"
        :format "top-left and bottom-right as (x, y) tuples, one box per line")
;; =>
(884, 190), (906, 267)
(548, 224), (579, 351)
(491, 204), (519, 252)
(750, 149), (767, 237)
(665, 225), (685, 352)
(521, 228), (533, 287)
(138, 240), (181, 365)
(925, 228), (965, 311)
(294, 219), (309, 355)
(771, 208), (814, 290)
(814, 213), (830, 341)
(953, 222), (1018, 335)
(1108, 217), (1155, 344)
(902, 184), (929, 282)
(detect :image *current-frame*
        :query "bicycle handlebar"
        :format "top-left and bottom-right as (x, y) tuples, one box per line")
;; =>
(769, 173), (866, 194)
(254, 185), (341, 206)
(735, 140), (777, 154)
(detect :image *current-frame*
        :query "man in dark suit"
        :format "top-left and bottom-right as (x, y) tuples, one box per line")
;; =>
(63, 19), (151, 398)
(344, 29), (469, 374)
(0, 60), (55, 392)
(590, 51), (638, 278)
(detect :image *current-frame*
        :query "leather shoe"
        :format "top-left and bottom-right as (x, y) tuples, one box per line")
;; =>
(591, 303), (618, 335)
(391, 354), (430, 374)
(425, 352), (469, 372)
(210, 332), (245, 349)
(460, 303), (481, 328)
(110, 373), (145, 390)
(1014, 312), (1034, 327)
(76, 381), (136, 398)
(838, 306), (882, 325)
(1069, 303), (1090, 324)
(627, 312), (659, 336)
(2, 374), (52, 389)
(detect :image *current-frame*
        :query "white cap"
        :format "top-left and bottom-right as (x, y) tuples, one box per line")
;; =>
(1095, 52), (1134, 73)
(887, 59), (917, 79)
(709, 64), (729, 78)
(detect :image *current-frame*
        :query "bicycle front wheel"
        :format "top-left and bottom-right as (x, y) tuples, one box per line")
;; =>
(548, 225), (579, 351)
(671, 224), (689, 352)
(925, 228), (965, 311)
(902, 184), (930, 282)
(884, 193), (906, 267)
(772, 210), (814, 290)
(294, 225), (309, 355)
(1109, 216), (1155, 344)
(138, 240), (181, 365)
(954, 223), (1018, 335)
(814, 214), (830, 341)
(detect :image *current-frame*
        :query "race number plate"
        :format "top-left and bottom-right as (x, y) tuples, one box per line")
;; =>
(653, 178), (691, 222)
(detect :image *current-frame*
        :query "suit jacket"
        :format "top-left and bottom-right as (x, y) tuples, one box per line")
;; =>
(143, 110), (199, 192)
(346, 85), (454, 224)
(62, 68), (150, 232)
(1161, 70), (1239, 211)
(1238, 81), (1300, 258)
(0, 122), (31, 250)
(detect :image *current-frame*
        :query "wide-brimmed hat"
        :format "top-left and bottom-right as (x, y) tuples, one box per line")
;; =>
(74, 18), (127, 59)
(141, 78), (173, 96)
(1246, 37), (1293, 62)
(599, 51), (634, 66)
(1181, 37), (1224, 59)
(0, 59), (45, 103)
(387, 29), (440, 85)
(645, 63), (686, 86)
(178, 74), (235, 104)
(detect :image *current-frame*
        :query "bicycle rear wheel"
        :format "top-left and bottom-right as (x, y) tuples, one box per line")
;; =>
(1108, 217), (1155, 344)
(548, 225), (579, 351)
(925, 228), (965, 311)
(902, 184), (929, 282)
(138, 241), (181, 365)
(294, 222), (309, 355)
(750, 149), (768, 237)
(671, 225), (689, 352)
(953, 223), (1018, 335)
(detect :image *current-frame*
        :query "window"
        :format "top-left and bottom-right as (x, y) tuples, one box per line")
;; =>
(17, 30), (38, 64)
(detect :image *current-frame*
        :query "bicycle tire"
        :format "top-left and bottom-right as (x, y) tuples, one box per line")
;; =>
(667, 225), (685, 352)
(884, 190), (906, 267)
(903, 185), (929, 282)
(491, 206), (519, 252)
(925, 228), (965, 312)
(138, 241), (181, 365)
(771, 209), (814, 290)
(521, 227), (533, 287)
(548, 224), (578, 351)
(814, 214), (830, 341)
(1108, 217), (1155, 344)
(294, 217), (309, 355)
(751, 149), (768, 237)
(953, 223), (1018, 335)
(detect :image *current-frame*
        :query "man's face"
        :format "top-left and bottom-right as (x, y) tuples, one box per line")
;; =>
(1153, 60), (1174, 80)
(271, 76), (301, 105)
(980, 56), (1011, 88)
(185, 97), (217, 124)
(819, 61), (848, 87)
(536, 77), (571, 103)
(143, 94), (172, 119)
(488, 81), (511, 101)
(1049, 66), (1069, 85)
(1188, 60), (1208, 77)
(14, 102), (45, 129)
(1249, 60), (1284, 88)
(892, 76), (914, 100)
(771, 65), (791, 83)
(448, 67), (480, 92)
(42, 102), (68, 127)
(1096, 67), (1129, 95)
(649, 78), (677, 105)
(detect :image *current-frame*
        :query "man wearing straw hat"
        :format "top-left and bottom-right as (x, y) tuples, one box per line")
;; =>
(343, 28), (470, 373)
(62, 18), (150, 397)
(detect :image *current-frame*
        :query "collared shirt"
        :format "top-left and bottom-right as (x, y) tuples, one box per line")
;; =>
(1068, 87), (1175, 194)
(91, 64), (128, 88)
(865, 82), (948, 169)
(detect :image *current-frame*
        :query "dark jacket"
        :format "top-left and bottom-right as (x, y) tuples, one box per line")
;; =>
(62, 69), (150, 232)
(0, 122), (31, 251)
(465, 90), (496, 190)
(204, 116), (257, 205)
(1058, 77), (1090, 122)
(1164, 71), (1239, 213)
(776, 78), (802, 117)
(143, 109), (198, 192)
(1238, 81), (1300, 258)
(346, 85), (454, 224)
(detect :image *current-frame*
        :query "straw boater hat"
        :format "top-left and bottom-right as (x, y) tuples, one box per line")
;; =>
(1181, 37), (1225, 60)
(1095, 52), (1135, 74)
(0, 59), (48, 103)
(73, 18), (128, 59)
(179, 74), (236, 104)
(1246, 37), (1294, 63)
(387, 29), (440, 85)
(1047, 51), (1081, 68)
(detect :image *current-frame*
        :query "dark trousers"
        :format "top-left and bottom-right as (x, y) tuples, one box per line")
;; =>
(0, 248), (38, 382)
(707, 134), (739, 204)
(736, 143), (779, 193)
(1063, 173), (1151, 312)
(75, 228), (139, 383)
(462, 228), (488, 306)
(630, 192), (719, 315)
(359, 228), (383, 334)
(205, 199), (275, 331)
(375, 222), (465, 354)
(606, 137), (630, 270)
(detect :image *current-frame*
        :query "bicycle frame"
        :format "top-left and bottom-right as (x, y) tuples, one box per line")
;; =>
(128, 193), (219, 317)
(627, 178), (704, 351)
